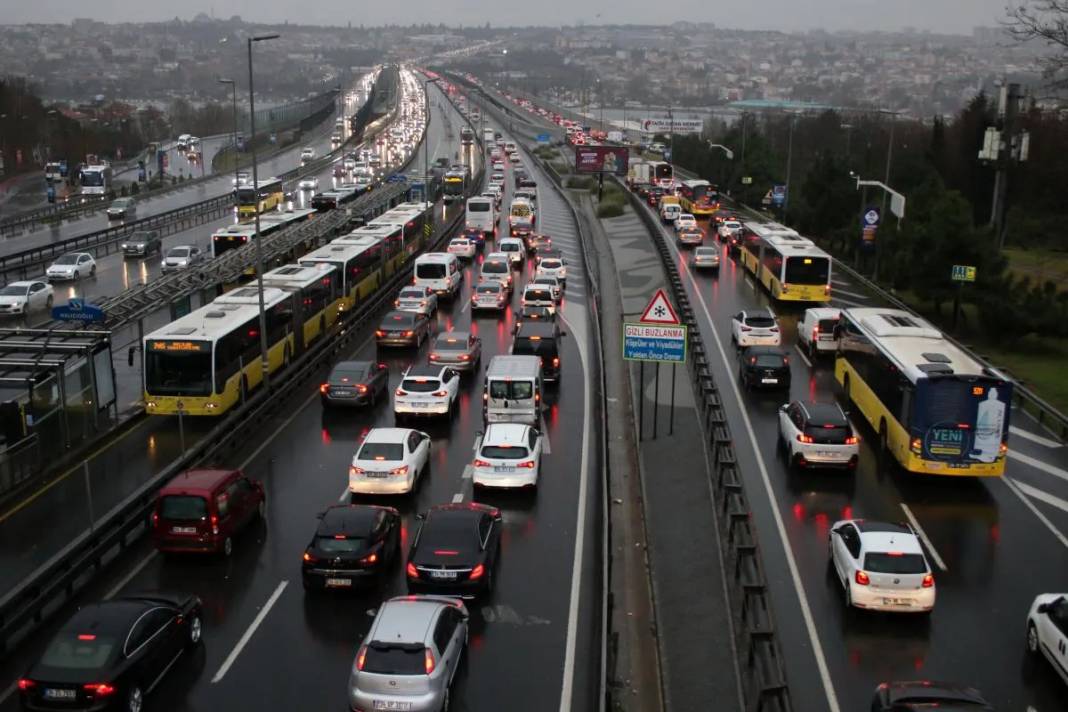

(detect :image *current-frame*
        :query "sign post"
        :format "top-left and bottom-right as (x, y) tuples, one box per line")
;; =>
(951, 264), (977, 332)
(624, 289), (687, 439)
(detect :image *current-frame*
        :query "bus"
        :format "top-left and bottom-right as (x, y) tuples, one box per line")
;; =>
(371, 201), (433, 256)
(835, 308), (1012, 477)
(443, 170), (465, 204)
(211, 208), (316, 259)
(739, 221), (832, 302)
(676, 179), (720, 219)
(237, 177), (284, 219)
(80, 163), (112, 195)
(299, 241), (384, 311)
(337, 226), (405, 277)
(649, 161), (673, 190)
(143, 286), (297, 416)
(260, 263), (341, 350)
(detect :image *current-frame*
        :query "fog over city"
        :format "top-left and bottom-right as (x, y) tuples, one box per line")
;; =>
(4, 0), (1008, 34)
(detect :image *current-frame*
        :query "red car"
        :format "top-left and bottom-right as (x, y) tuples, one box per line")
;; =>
(152, 469), (266, 556)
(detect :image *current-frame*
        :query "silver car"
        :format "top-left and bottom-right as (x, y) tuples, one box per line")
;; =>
(395, 286), (438, 316)
(428, 331), (482, 371)
(160, 245), (205, 274)
(349, 595), (468, 712)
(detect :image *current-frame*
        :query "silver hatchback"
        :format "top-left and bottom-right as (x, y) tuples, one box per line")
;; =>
(349, 595), (468, 712)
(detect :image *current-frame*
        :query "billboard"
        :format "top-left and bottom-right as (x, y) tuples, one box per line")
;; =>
(574, 146), (630, 176)
(640, 117), (704, 134)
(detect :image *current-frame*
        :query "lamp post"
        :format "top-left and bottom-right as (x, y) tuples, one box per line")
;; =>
(850, 172), (906, 281)
(422, 76), (440, 202)
(784, 112), (797, 221)
(246, 33), (279, 389)
(217, 77), (240, 209)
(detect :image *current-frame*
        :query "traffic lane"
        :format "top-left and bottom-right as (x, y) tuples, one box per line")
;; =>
(670, 228), (1068, 709)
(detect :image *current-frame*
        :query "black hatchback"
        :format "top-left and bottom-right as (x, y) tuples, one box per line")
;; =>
(406, 503), (502, 599)
(511, 321), (563, 383)
(738, 346), (791, 390)
(302, 504), (401, 591)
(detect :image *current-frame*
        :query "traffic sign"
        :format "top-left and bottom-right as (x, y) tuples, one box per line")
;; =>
(623, 323), (687, 363)
(771, 184), (786, 207)
(863, 207), (881, 227)
(951, 265), (977, 282)
(52, 298), (105, 323)
(741, 176), (752, 185)
(536, 133), (551, 144)
(639, 289), (680, 325)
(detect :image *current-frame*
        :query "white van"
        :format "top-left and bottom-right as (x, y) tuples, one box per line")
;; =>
(798, 307), (842, 357)
(483, 355), (543, 425)
(465, 196), (496, 237)
(413, 253), (462, 299)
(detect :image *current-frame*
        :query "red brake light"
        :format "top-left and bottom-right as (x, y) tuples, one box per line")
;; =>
(406, 562), (418, 578)
(403, 330), (414, 337)
(518, 460), (536, 469)
(473, 458), (491, 467)
(845, 436), (858, 445)
(360, 552), (378, 565)
(429, 353), (439, 360)
(17, 679), (35, 691)
(375, 330), (385, 337)
(552, 357), (560, 367)
(432, 390), (448, 397)
(395, 388), (405, 396)
(797, 434), (814, 444)
(83, 683), (116, 697)
(434, 549), (459, 556)
(459, 354), (470, 361)
(424, 648), (436, 674)
(356, 644), (368, 671)
(357, 384), (368, 394)
(469, 563), (485, 580)
(390, 465), (409, 476)
(303, 551), (314, 562)
(77, 634), (96, 641)
(320, 383), (330, 394)
(855, 570), (870, 586)
(210, 514), (219, 535)
(922, 574), (934, 588)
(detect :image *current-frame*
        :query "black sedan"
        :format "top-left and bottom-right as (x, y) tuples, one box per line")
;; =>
(320, 361), (390, 408)
(738, 346), (791, 390)
(18, 594), (202, 711)
(406, 503), (502, 599)
(375, 310), (430, 348)
(302, 504), (401, 591)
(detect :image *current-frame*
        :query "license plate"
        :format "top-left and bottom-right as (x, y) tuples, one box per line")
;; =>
(44, 689), (76, 700)
(172, 526), (197, 534)
(428, 570), (457, 580)
(883, 597), (912, 606)
(411, 402), (430, 409)
(494, 466), (516, 473)
(761, 378), (778, 384)
(331, 390), (354, 398)
(373, 701), (412, 711)
(325, 578), (352, 588)
(365, 471), (389, 478)
(817, 451), (836, 458)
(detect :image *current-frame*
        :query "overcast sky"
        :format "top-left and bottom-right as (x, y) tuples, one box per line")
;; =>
(4, 0), (1009, 34)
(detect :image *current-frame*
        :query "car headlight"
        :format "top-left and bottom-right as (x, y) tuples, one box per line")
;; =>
(121, 244), (128, 249)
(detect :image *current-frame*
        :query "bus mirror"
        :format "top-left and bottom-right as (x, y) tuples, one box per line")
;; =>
(128, 346), (136, 367)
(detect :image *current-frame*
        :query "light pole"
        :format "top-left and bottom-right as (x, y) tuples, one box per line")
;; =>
(218, 77), (240, 208)
(246, 32), (279, 388)
(422, 76), (440, 203)
(784, 113), (797, 221)
(851, 172), (906, 280)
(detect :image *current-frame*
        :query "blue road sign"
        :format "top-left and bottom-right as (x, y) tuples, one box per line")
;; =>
(863, 206), (881, 227)
(623, 323), (687, 363)
(52, 298), (105, 323)
(536, 133), (551, 144)
(771, 184), (787, 207)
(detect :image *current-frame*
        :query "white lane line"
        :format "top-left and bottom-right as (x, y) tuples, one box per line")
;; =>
(794, 344), (813, 368)
(1002, 477), (1068, 550)
(1012, 478), (1068, 516)
(451, 492), (464, 503)
(105, 551), (159, 600)
(461, 465), (473, 480)
(211, 580), (289, 683)
(338, 485), (350, 503)
(1010, 425), (1063, 449)
(899, 503), (948, 572)
(540, 415), (553, 455)
(1008, 450), (1068, 484)
(655, 209), (841, 712)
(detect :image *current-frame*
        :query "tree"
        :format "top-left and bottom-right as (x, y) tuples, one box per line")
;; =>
(1005, 1), (1068, 88)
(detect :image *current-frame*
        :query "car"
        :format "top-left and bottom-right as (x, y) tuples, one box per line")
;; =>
(471, 282), (508, 312)
(395, 286), (438, 316)
(348, 595), (469, 712)
(1026, 593), (1068, 686)
(738, 346), (791, 390)
(645, 186), (665, 207)
(489, 172), (505, 188)
(777, 401), (859, 470)
(674, 213), (697, 232)
(298, 176), (319, 190)
(492, 161), (505, 171)
(151, 468), (266, 556)
(472, 423), (544, 490)
(232, 171), (251, 188)
(0, 280), (53, 315)
(447, 237), (477, 260)
(46, 252), (96, 281)
(797, 307), (841, 357)
(482, 188), (502, 208)
(692, 246), (720, 271)
(730, 309), (781, 347)
(479, 255), (514, 293)
(497, 237), (525, 269)
(106, 197), (136, 220)
(869, 681), (992, 711)
(677, 226), (705, 247)
(406, 503), (503, 598)
(660, 202), (682, 224)
(376, 310), (430, 348)
(828, 519), (936, 613)
(512, 321), (562, 383)
(121, 230), (162, 258)
(513, 304), (555, 334)
(394, 364), (461, 420)
(535, 255), (567, 283)
(429, 332), (482, 371)
(17, 594), (203, 712)
(531, 275), (563, 301)
(160, 245), (204, 274)
(300, 147), (316, 161)
(301, 504), (401, 590)
(320, 360), (390, 408)
(718, 219), (743, 241)
(527, 234), (553, 254)
(349, 428), (431, 495)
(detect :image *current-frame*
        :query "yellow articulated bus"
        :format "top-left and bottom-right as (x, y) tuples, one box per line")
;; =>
(298, 241), (385, 312)
(236, 177), (284, 219)
(835, 308), (1012, 477)
(739, 221), (832, 302)
(676, 179), (720, 219)
(369, 201), (434, 257)
(335, 228), (404, 279)
(144, 286), (298, 416)
(260, 263), (341, 351)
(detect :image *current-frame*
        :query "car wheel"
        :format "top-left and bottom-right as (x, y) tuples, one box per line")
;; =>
(74, 270), (80, 280)
(1026, 621), (1039, 655)
(124, 685), (144, 712)
(221, 536), (233, 557)
(186, 612), (203, 648)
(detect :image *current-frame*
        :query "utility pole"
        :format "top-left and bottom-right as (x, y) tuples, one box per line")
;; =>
(983, 82), (1028, 250)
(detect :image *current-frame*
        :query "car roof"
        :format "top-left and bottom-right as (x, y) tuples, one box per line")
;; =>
(855, 523), (923, 554)
(7, 280), (40, 288)
(61, 599), (155, 637)
(160, 468), (238, 496)
(515, 321), (556, 338)
(804, 307), (842, 319)
(405, 364), (448, 378)
(742, 309), (775, 319)
(330, 360), (372, 375)
(363, 427), (413, 444)
(373, 597), (446, 645)
(317, 504), (389, 537)
(882, 681), (991, 708)
(796, 401), (847, 425)
(484, 423), (531, 445)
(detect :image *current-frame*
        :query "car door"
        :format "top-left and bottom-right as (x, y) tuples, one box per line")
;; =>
(831, 524), (858, 581)
(529, 428), (542, 465)
(778, 404), (796, 441)
(1050, 600), (1068, 681)
(28, 282), (45, 308)
(443, 370), (458, 402)
(432, 610), (459, 685)
(124, 608), (177, 688)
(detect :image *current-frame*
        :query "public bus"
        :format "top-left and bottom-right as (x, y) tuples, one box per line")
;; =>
(443, 170), (466, 204)
(336, 226), (405, 277)
(143, 286), (297, 416)
(211, 208), (316, 259)
(299, 241), (384, 312)
(260, 263), (341, 350)
(237, 177), (285, 219)
(649, 161), (673, 190)
(835, 307), (1012, 477)
(739, 221), (832, 303)
(676, 179), (720, 219)
(370, 201), (433, 256)
(80, 163), (112, 195)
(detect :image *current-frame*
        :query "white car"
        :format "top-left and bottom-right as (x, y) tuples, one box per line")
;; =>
(348, 427), (430, 495)
(481, 190), (501, 209)
(447, 237), (477, 260)
(472, 283), (508, 312)
(160, 245), (204, 274)
(674, 214), (697, 232)
(233, 171), (251, 188)
(730, 309), (781, 347)
(1026, 593), (1068, 686)
(798, 307), (841, 357)
(394, 286), (438, 316)
(393, 364), (461, 420)
(828, 519), (935, 613)
(492, 161), (505, 171)
(718, 220), (743, 241)
(531, 275), (562, 302)
(46, 253), (96, 281)
(299, 176), (319, 190)
(480, 254), (514, 292)
(300, 147), (316, 161)
(497, 238), (525, 270)
(489, 172), (505, 188)
(692, 246), (720, 271)
(472, 423), (544, 490)
(535, 257), (567, 283)
(0, 280), (53, 315)
(509, 153), (521, 165)
(777, 400), (859, 470)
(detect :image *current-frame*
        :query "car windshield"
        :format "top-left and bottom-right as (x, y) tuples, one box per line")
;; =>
(500, 243), (519, 252)
(315, 535), (365, 553)
(362, 643), (427, 676)
(450, 239), (470, 247)
(401, 378), (441, 393)
(864, 552), (927, 574)
(514, 336), (557, 357)
(482, 444), (530, 459)
(784, 256), (830, 285)
(112, 199), (131, 207)
(358, 442), (404, 461)
(54, 254), (79, 265)
(525, 289), (553, 302)
(40, 633), (116, 671)
(695, 248), (717, 257)
(159, 495), (208, 521)
(541, 260), (562, 269)
(745, 316), (776, 328)
(416, 263), (447, 279)
(489, 380), (534, 400)
(0, 285), (28, 296)
(468, 202), (490, 212)
(398, 289), (425, 300)
(331, 365), (369, 382)
(168, 247), (190, 258)
(382, 313), (414, 328)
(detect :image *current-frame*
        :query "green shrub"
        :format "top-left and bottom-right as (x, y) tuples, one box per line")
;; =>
(597, 200), (625, 218)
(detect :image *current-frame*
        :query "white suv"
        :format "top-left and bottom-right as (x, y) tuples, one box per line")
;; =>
(394, 364), (461, 420)
(349, 428), (431, 495)
(828, 520), (936, 613)
(730, 309), (781, 347)
(1026, 593), (1068, 686)
(777, 400), (859, 470)
(472, 423), (544, 490)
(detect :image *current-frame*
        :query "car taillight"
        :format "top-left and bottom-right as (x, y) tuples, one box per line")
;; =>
(403, 330), (414, 337)
(17, 679), (34, 691)
(395, 388), (406, 397)
(390, 465), (409, 476)
(357, 384), (368, 394)
(855, 570), (870, 586)
(920, 573), (935, 588)
(375, 330), (385, 337)
(360, 552), (378, 565)
(845, 436), (858, 445)
(394, 300), (400, 307)
(824, 284), (831, 295)
(303, 551), (316, 562)
(797, 434), (814, 444)
(740, 326), (752, 332)
(406, 561), (418, 578)
(356, 644), (368, 671)
(473, 458), (492, 467)
(210, 514), (219, 536)
(518, 460), (536, 469)
(432, 390), (448, 397)
(469, 563), (485, 580)
(770, 327), (779, 332)
(424, 648), (436, 674)
(152, 511), (159, 527)
(319, 383), (330, 394)
(83, 683), (116, 697)
(429, 353), (439, 360)
(552, 357), (560, 367)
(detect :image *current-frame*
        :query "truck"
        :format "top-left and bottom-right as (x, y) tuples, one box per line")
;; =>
(627, 160), (651, 189)
(607, 131), (625, 144)
(443, 169), (466, 204)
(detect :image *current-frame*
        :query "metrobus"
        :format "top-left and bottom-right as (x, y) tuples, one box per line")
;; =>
(443, 171), (465, 204)
(649, 161), (673, 189)
(80, 164), (112, 195)
(237, 177), (285, 219)
(371, 201), (433, 255)
(143, 286), (297, 416)
(835, 308), (1012, 477)
(739, 221), (832, 302)
(260, 263), (341, 350)
(337, 226), (405, 277)
(211, 208), (317, 258)
(299, 241), (384, 311)
(676, 179), (720, 219)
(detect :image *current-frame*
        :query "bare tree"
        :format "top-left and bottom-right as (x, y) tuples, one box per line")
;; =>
(1005, 1), (1068, 87)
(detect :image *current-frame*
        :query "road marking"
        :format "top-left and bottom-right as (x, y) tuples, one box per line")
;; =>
(794, 344), (813, 368)
(656, 209), (842, 712)
(451, 492), (464, 503)
(831, 287), (869, 300)
(211, 580), (289, 683)
(832, 296), (869, 308)
(1012, 478), (1068, 516)
(1010, 425), (1063, 449)
(105, 551), (159, 600)
(899, 503), (948, 571)
(1002, 477), (1068, 550)
(539, 415), (553, 455)
(462, 465), (473, 480)
(338, 486), (350, 503)
(1008, 450), (1068, 484)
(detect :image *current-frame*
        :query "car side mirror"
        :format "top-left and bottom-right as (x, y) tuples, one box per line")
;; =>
(1037, 602), (1051, 614)
(779, 404), (788, 413)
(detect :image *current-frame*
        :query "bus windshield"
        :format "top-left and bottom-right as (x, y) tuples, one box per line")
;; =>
(145, 340), (213, 396)
(81, 171), (105, 187)
(654, 164), (673, 182)
(784, 256), (830, 285)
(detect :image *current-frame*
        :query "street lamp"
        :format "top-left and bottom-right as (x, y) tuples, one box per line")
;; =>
(217, 77), (239, 207)
(850, 171), (906, 279)
(246, 32), (279, 389)
(784, 112), (798, 220)
(422, 76), (441, 203)
(707, 143), (734, 160)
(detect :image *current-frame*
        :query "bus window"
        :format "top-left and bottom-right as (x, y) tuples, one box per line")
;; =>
(784, 256), (830, 285)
